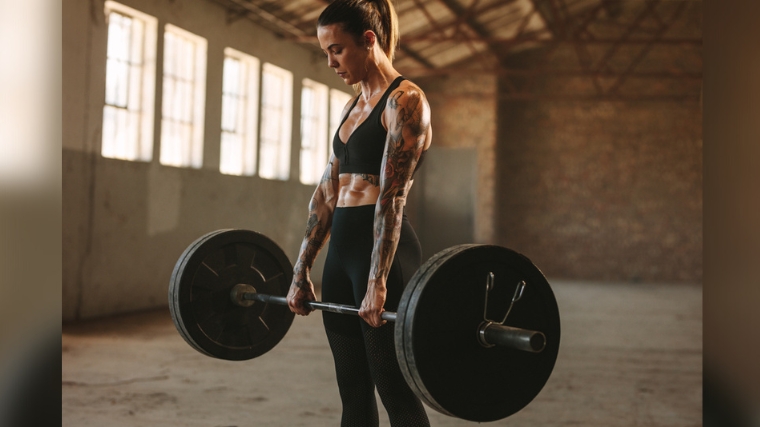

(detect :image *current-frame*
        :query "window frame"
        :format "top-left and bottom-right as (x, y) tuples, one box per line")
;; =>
(101, 1), (158, 162)
(299, 78), (329, 185)
(258, 62), (293, 181)
(219, 48), (260, 176)
(159, 23), (208, 169)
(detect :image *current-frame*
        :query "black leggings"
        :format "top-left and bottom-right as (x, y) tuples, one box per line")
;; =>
(322, 205), (430, 427)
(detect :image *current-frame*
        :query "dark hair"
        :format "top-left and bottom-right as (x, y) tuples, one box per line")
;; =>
(318, 0), (399, 61)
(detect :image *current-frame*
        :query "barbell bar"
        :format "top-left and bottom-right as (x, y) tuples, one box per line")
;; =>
(230, 284), (547, 353)
(169, 229), (561, 422)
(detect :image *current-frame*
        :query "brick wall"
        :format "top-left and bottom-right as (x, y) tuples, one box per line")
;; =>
(416, 74), (498, 244)
(494, 2), (702, 283)
(497, 98), (702, 283)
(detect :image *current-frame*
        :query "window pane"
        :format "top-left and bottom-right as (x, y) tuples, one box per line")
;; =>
(130, 18), (144, 65)
(105, 58), (125, 106)
(223, 57), (239, 94)
(107, 13), (131, 61)
(220, 132), (243, 175)
(221, 94), (236, 132)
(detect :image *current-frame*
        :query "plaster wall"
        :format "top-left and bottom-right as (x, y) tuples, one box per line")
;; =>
(62, 0), (493, 321)
(63, 0), (350, 320)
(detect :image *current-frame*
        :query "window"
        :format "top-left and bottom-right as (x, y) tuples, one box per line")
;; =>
(299, 79), (329, 185)
(329, 88), (353, 149)
(220, 48), (260, 176)
(160, 24), (207, 168)
(101, 2), (157, 161)
(259, 63), (293, 181)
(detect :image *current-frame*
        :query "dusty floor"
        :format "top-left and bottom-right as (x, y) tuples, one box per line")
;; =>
(62, 281), (702, 426)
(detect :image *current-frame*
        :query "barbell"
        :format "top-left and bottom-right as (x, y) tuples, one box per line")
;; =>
(168, 229), (561, 422)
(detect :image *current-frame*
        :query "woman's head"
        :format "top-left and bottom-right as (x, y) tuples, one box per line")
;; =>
(317, 0), (399, 62)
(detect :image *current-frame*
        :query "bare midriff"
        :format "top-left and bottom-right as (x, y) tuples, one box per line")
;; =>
(336, 173), (381, 207)
(336, 172), (415, 208)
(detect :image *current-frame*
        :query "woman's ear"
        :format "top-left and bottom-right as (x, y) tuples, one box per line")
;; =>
(363, 30), (376, 49)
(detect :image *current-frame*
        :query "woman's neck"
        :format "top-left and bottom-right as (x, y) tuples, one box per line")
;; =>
(358, 58), (400, 102)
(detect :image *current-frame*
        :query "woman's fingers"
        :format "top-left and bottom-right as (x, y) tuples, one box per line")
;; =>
(359, 303), (386, 328)
(286, 284), (315, 316)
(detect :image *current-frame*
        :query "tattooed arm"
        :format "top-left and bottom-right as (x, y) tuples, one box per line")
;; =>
(359, 83), (432, 327)
(287, 155), (340, 316)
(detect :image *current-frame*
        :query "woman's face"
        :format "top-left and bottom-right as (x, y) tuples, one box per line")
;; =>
(317, 24), (370, 85)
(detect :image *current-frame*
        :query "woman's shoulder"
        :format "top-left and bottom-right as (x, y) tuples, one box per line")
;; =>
(387, 78), (429, 109)
(396, 78), (425, 95)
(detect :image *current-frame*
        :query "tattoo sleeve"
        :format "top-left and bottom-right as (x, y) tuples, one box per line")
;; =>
(368, 87), (431, 284)
(293, 156), (339, 287)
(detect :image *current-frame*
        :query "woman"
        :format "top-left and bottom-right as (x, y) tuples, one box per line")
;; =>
(285, 0), (432, 425)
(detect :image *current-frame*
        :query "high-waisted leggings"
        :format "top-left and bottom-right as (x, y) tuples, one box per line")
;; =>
(321, 205), (430, 427)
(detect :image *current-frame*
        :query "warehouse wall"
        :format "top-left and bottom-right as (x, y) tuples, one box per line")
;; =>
(497, 98), (702, 283)
(63, 0), (701, 322)
(63, 0), (350, 320)
(406, 74), (497, 259)
(494, 2), (702, 283)
(62, 0), (493, 321)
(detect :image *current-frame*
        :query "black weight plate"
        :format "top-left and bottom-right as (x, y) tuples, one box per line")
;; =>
(395, 245), (561, 422)
(169, 229), (228, 358)
(168, 229), (295, 361)
(394, 244), (468, 409)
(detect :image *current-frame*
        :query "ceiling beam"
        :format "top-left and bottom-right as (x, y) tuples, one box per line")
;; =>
(400, 34), (701, 45)
(212, 0), (308, 38)
(434, 0), (511, 58)
(397, 46), (438, 69)
(398, 66), (701, 79)
(607, 0), (689, 94)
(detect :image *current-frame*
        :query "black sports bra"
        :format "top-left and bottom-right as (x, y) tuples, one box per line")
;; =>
(333, 76), (405, 175)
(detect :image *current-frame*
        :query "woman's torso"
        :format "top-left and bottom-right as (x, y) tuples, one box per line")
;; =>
(334, 77), (428, 208)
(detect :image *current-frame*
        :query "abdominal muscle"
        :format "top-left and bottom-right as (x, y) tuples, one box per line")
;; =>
(336, 173), (414, 208)
(336, 173), (382, 208)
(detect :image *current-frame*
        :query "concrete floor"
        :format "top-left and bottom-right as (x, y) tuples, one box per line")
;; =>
(62, 281), (702, 427)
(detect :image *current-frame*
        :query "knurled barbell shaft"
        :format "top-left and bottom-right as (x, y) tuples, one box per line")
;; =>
(242, 290), (545, 353)
(244, 292), (397, 322)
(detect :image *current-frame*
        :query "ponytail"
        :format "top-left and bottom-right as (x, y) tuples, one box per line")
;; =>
(318, 0), (399, 61)
(371, 0), (399, 60)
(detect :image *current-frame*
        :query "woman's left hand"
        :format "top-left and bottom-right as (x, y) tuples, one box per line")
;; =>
(359, 280), (388, 328)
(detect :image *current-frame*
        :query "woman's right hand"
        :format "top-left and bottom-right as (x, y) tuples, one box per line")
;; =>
(286, 276), (316, 316)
